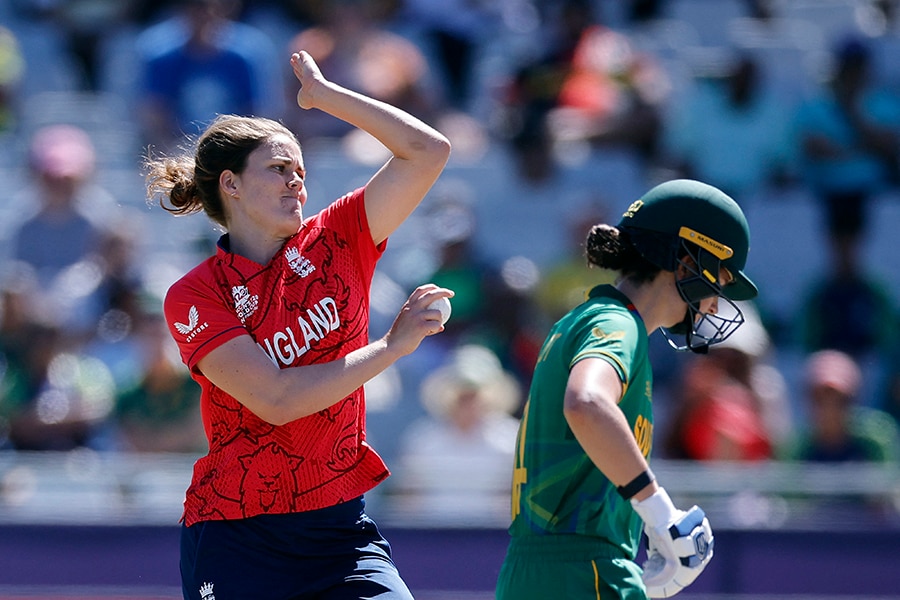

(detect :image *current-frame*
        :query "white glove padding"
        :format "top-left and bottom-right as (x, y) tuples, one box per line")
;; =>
(631, 487), (714, 598)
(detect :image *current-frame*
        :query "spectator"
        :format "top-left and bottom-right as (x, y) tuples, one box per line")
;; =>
(420, 188), (500, 347)
(11, 125), (103, 280)
(0, 26), (24, 133)
(625, 0), (666, 23)
(534, 198), (617, 323)
(496, 0), (669, 184)
(391, 344), (521, 526)
(0, 268), (38, 449)
(797, 220), (897, 362)
(79, 225), (161, 400)
(791, 36), (900, 257)
(11, 0), (132, 91)
(401, 0), (498, 111)
(89, 227), (148, 328)
(411, 180), (543, 385)
(661, 301), (789, 461)
(881, 330), (900, 427)
(867, 0), (900, 94)
(135, 0), (284, 151)
(787, 349), (899, 462)
(113, 311), (205, 453)
(547, 6), (669, 161)
(283, 0), (438, 144)
(6, 124), (117, 337)
(0, 317), (116, 452)
(663, 52), (793, 202)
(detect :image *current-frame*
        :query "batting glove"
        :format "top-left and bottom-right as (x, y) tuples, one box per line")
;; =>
(631, 487), (714, 598)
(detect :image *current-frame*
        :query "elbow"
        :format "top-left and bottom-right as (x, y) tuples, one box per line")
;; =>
(422, 125), (451, 155)
(563, 388), (614, 430)
(246, 378), (336, 426)
(400, 131), (450, 171)
(438, 133), (452, 155)
(244, 378), (302, 426)
(259, 407), (294, 427)
(429, 133), (452, 166)
(563, 391), (592, 427)
(248, 397), (295, 427)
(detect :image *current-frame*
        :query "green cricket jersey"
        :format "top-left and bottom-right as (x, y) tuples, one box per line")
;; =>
(508, 284), (654, 558)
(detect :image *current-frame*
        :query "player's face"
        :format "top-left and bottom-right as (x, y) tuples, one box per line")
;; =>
(696, 267), (734, 317)
(231, 134), (307, 238)
(672, 258), (732, 324)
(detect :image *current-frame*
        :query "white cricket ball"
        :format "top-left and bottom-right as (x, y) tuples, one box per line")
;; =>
(428, 296), (452, 325)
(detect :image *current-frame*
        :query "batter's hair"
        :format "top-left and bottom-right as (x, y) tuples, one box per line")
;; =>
(143, 115), (298, 228)
(585, 223), (662, 284)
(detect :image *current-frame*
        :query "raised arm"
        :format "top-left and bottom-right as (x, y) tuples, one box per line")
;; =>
(290, 51), (451, 245)
(196, 285), (453, 425)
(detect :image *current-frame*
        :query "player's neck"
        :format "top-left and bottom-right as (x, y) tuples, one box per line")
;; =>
(617, 272), (683, 334)
(225, 230), (286, 266)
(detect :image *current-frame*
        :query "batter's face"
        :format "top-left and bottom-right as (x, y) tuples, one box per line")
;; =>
(696, 294), (720, 318)
(698, 266), (735, 315)
(678, 261), (734, 314)
(224, 133), (307, 239)
(666, 263), (732, 329)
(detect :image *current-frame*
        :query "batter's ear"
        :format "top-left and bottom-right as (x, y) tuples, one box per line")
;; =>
(675, 253), (698, 277)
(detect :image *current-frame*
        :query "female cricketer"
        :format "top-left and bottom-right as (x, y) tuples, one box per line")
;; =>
(146, 51), (451, 600)
(496, 179), (758, 599)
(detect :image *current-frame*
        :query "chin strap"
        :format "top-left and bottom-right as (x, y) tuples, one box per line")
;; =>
(662, 309), (709, 354)
(663, 297), (745, 353)
(686, 330), (710, 355)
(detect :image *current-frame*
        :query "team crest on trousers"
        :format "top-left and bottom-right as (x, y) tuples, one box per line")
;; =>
(199, 582), (215, 600)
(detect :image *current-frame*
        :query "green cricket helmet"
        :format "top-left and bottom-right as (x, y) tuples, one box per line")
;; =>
(618, 179), (758, 352)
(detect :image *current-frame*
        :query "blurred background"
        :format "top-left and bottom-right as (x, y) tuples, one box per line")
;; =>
(0, 0), (899, 598)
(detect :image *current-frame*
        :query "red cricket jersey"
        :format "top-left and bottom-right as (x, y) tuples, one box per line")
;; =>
(164, 188), (391, 526)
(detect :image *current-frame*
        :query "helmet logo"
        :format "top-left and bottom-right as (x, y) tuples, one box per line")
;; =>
(678, 227), (733, 260)
(622, 199), (643, 218)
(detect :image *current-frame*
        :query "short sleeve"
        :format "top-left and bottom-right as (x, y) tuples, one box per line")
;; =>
(316, 187), (386, 268)
(567, 307), (641, 384)
(163, 269), (247, 372)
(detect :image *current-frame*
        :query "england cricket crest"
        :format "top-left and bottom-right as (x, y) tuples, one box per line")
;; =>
(285, 246), (316, 278)
(199, 582), (216, 600)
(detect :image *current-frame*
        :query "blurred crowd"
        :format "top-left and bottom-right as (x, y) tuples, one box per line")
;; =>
(1, 0), (900, 522)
